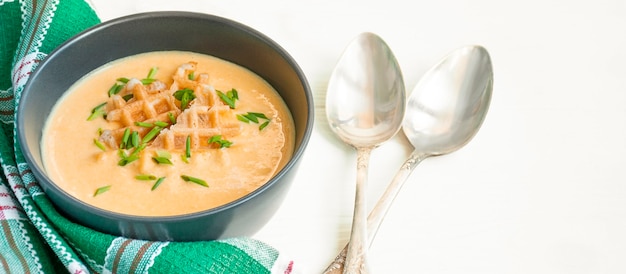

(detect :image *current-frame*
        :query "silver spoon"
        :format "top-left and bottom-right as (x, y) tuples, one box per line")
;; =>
(324, 45), (493, 273)
(326, 32), (406, 274)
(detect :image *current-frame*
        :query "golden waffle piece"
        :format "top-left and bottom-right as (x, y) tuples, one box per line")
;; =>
(98, 62), (241, 151)
(98, 78), (180, 148)
(151, 104), (242, 151)
(151, 64), (242, 150)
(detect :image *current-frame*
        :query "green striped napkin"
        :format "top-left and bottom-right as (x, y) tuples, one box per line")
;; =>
(0, 1), (296, 273)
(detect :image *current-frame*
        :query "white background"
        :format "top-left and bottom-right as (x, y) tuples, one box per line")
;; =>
(90, 1), (626, 273)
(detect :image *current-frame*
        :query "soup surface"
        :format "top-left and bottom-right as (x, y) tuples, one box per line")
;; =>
(43, 51), (294, 216)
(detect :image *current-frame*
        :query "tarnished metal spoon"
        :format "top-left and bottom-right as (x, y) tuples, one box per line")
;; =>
(324, 45), (493, 273)
(325, 32), (406, 273)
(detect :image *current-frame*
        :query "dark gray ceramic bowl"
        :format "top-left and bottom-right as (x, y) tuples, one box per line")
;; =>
(17, 11), (313, 241)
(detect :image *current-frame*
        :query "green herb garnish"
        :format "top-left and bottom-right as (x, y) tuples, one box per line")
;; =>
(139, 67), (159, 85)
(135, 121), (153, 128)
(236, 111), (270, 130)
(173, 88), (195, 110)
(185, 135), (191, 158)
(243, 113), (259, 123)
(94, 138), (107, 151)
(152, 177), (166, 191)
(93, 185), (111, 197)
(130, 131), (140, 148)
(122, 94), (134, 101)
(236, 115), (250, 123)
(152, 150), (173, 165)
(151, 157), (172, 165)
(140, 78), (156, 85)
(120, 128), (131, 149)
(181, 175), (208, 187)
(208, 135), (233, 148)
(107, 78), (129, 97)
(248, 112), (268, 120)
(142, 126), (162, 144)
(216, 89), (238, 109)
(168, 112), (176, 124)
(188, 72), (195, 80)
(181, 135), (191, 163)
(146, 67), (158, 79)
(87, 102), (107, 121)
(154, 121), (168, 127)
(118, 153), (139, 166)
(118, 143), (146, 166)
(259, 120), (270, 130)
(107, 83), (124, 97)
(135, 174), (157, 181)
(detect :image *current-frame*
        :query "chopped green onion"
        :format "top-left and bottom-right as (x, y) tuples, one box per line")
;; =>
(94, 139), (106, 151)
(118, 143), (146, 166)
(216, 90), (236, 109)
(188, 72), (195, 80)
(152, 150), (172, 165)
(135, 174), (157, 181)
(227, 89), (239, 100)
(181, 175), (208, 187)
(120, 128), (131, 149)
(173, 88), (196, 110)
(242, 113), (259, 123)
(208, 135), (233, 148)
(108, 83), (124, 97)
(130, 131), (140, 148)
(168, 112), (176, 124)
(182, 136), (191, 163)
(146, 67), (158, 79)
(142, 126), (162, 144)
(236, 114), (250, 123)
(237, 111), (270, 130)
(93, 185), (111, 197)
(259, 120), (270, 130)
(152, 177), (166, 191)
(153, 157), (172, 165)
(122, 94), (134, 101)
(87, 102), (107, 121)
(185, 135), (191, 158)
(248, 112), (268, 120)
(141, 78), (156, 85)
(135, 121), (153, 128)
(108, 78), (130, 97)
(154, 121), (168, 127)
(118, 154), (139, 166)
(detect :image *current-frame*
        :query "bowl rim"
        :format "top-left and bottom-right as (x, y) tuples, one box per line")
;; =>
(17, 11), (314, 223)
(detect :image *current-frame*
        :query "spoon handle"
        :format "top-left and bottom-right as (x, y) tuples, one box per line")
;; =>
(324, 150), (425, 274)
(343, 146), (373, 274)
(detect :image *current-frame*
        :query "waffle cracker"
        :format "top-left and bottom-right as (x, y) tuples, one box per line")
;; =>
(152, 104), (242, 150)
(98, 79), (180, 148)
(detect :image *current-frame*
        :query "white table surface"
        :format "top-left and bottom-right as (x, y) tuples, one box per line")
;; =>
(90, 1), (626, 273)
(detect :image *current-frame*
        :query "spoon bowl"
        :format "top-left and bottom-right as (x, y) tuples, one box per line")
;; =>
(326, 33), (406, 147)
(324, 45), (493, 273)
(404, 45), (493, 156)
(326, 32), (406, 273)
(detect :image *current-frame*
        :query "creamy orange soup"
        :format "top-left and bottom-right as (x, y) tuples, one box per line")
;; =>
(43, 51), (295, 216)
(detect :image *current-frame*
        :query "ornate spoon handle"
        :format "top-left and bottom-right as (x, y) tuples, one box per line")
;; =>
(342, 146), (373, 273)
(323, 151), (425, 273)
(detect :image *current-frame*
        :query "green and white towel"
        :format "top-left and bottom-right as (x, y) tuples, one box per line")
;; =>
(0, 1), (297, 273)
